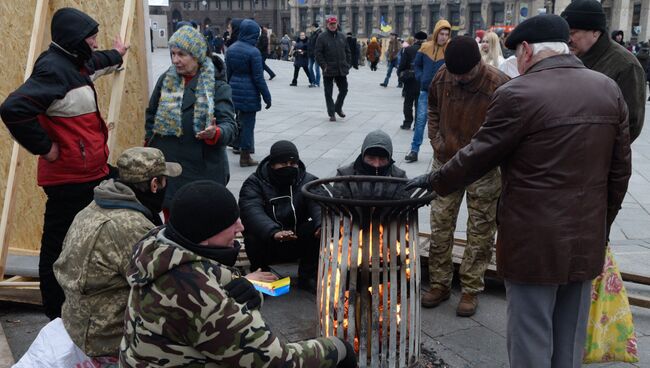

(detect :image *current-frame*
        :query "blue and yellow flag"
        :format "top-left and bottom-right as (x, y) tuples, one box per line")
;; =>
(380, 16), (392, 33)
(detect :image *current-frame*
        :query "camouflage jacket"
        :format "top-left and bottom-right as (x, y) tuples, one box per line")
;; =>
(119, 227), (345, 367)
(54, 179), (155, 357)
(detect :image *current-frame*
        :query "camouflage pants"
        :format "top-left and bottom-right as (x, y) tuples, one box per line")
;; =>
(428, 159), (501, 294)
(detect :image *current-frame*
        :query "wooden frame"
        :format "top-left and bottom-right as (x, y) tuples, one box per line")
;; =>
(0, 0), (149, 304)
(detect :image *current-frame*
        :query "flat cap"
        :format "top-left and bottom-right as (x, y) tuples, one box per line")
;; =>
(505, 14), (570, 50)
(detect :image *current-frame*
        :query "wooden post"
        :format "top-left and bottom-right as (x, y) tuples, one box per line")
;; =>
(106, 0), (137, 158)
(0, 0), (50, 280)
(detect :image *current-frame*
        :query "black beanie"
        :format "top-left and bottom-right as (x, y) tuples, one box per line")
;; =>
(169, 180), (239, 244)
(561, 0), (607, 32)
(444, 36), (481, 75)
(415, 31), (428, 41)
(269, 140), (299, 164)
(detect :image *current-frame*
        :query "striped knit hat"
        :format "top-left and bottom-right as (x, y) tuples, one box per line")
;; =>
(168, 25), (207, 64)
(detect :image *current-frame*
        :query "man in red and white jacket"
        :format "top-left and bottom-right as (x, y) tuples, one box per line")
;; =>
(0, 7), (129, 319)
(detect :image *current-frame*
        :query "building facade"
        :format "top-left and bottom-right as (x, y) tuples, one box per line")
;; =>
(151, 0), (292, 38)
(289, 0), (650, 42)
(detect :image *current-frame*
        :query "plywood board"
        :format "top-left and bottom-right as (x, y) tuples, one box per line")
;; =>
(0, 0), (148, 253)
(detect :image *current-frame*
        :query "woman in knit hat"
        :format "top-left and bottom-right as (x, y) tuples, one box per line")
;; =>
(144, 25), (238, 217)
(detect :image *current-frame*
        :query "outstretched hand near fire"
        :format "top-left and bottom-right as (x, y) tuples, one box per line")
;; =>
(404, 173), (432, 191)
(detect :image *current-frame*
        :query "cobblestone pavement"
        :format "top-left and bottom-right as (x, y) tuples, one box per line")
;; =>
(1, 49), (649, 367)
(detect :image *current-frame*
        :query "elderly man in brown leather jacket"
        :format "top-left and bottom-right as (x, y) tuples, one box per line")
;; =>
(421, 36), (510, 317)
(407, 15), (631, 368)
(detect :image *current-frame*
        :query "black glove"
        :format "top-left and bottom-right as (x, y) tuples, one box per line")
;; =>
(224, 277), (261, 310)
(353, 65), (359, 70)
(265, 102), (272, 110)
(337, 338), (357, 368)
(404, 173), (432, 191)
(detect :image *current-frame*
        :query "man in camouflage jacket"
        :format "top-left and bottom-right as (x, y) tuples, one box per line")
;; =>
(120, 180), (356, 367)
(54, 147), (181, 357)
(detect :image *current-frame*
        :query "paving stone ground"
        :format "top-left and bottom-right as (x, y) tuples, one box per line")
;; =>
(1, 49), (649, 367)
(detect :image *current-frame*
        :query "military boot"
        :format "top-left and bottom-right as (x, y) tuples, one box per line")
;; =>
(456, 293), (479, 317)
(240, 151), (258, 167)
(421, 287), (450, 308)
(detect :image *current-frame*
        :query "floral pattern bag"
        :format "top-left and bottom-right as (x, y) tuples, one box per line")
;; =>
(583, 246), (639, 363)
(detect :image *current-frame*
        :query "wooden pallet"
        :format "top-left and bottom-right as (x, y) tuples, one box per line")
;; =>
(417, 233), (650, 309)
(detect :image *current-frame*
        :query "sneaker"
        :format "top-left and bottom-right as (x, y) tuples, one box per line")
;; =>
(457, 293), (479, 317)
(421, 288), (450, 308)
(380, 83), (387, 87)
(232, 147), (241, 154)
(404, 151), (418, 163)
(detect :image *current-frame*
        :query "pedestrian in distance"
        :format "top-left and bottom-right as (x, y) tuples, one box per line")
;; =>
(367, 37), (382, 71)
(398, 31), (428, 130)
(145, 25), (238, 213)
(308, 22), (323, 87)
(315, 16), (352, 122)
(346, 32), (359, 70)
(481, 31), (505, 68)
(225, 19), (272, 167)
(257, 24), (277, 80)
(290, 32), (314, 87)
(405, 19), (450, 163)
(561, 0), (646, 142)
(0, 7), (129, 320)
(406, 14), (631, 368)
(380, 33), (401, 87)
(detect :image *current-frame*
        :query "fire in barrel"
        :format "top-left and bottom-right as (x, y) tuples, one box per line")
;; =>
(302, 176), (433, 368)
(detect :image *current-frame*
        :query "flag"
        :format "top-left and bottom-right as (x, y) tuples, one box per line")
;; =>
(380, 16), (392, 33)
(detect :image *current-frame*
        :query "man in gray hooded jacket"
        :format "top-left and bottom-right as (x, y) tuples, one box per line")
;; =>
(337, 130), (407, 177)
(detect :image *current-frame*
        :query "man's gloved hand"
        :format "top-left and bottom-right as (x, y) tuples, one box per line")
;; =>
(265, 102), (272, 110)
(337, 338), (358, 368)
(404, 173), (432, 191)
(224, 277), (261, 310)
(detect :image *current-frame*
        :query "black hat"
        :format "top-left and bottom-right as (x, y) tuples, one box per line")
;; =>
(312, 22), (319, 28)
(169, 180), (239, 244)
(560, 0), (607, 32)
(415, 31), (428, 41)
(444, 36), (481, 75)
(505, 14), (570, 50)
(269, 140), (299, 164)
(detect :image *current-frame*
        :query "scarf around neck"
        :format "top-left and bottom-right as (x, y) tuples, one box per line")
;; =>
(153, 59), (216, 137)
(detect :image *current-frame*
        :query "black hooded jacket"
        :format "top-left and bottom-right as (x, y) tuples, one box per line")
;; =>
(337, 130), (407, 177)
(239, 157), (321, 241)
(0, 7), (123, 186)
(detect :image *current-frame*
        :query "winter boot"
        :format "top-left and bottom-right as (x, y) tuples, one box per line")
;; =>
(240, 151), (258, 167)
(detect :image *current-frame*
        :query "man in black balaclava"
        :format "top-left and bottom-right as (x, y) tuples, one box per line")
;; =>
(239, 140), (322, 292)
(54, 147), (181, 358)
(337, 130), (407, 177)
(0, 7), (129, 319)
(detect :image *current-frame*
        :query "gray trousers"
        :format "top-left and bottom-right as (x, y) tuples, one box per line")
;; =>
(505, 280), (592, 368)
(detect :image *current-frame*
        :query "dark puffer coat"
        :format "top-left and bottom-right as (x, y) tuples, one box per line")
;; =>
(314, 29), (351, 77)
(225, 19), (271, 112)
(293, 37), (310, 68)
(239, 157), (321, 241)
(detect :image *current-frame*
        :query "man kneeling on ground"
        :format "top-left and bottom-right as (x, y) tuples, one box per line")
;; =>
(54, 147), (181, 358)
(239, 141), (321, 292)
(120, 180), (357, 367)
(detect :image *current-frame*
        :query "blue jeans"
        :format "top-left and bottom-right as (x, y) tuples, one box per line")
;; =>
(237, 111), (256, 151)
(308, 56), (321, 86)
(383, 59), (398, 85)
(410, 90), (428, 153)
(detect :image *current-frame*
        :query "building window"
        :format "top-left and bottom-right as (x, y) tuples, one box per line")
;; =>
(449, 4), (460, 36)
(338, 7), (346, 31)
(352, 7), (359, 35)
(262, 0), (268, 9)
(313, 9), (321, 25)
(412, 5), (421, 34)
(227, 0), (232, 10)
(238, 0), (243, 9)
(429, 4), (440, 34)
(300, 8), (308, 31)
(365, 7), (373, 36)
(491, 3), (504, 26)
(469, 4), (482, 36)
(183, 1), (193, 10)
(395, 6), (404, 36)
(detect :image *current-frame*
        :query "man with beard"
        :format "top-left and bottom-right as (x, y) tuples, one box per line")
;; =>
(239, 141), (321, 291)
(54, 147), (181, 359)
(337, 130), (407, 177)
(0, 7), (129, 319)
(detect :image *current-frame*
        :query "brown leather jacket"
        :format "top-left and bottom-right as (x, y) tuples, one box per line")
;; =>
(429, 54), (631, 284)
(428, 62), (510, 163)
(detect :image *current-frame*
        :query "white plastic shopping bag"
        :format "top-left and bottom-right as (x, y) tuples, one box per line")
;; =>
(12, 318), (98, 368)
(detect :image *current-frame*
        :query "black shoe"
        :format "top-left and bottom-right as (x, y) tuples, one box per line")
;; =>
(269, 74), (276, 80)
(336, 110), (346, 118)
(232, 147), (241, 154)
(397, 83), (403, 88)
(380, 83), (387, 87)
(290, 82), (297, 86)
(329, 115), (337, 122)
(400, 122), (411, 130)
(405, 151), (418, 163)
